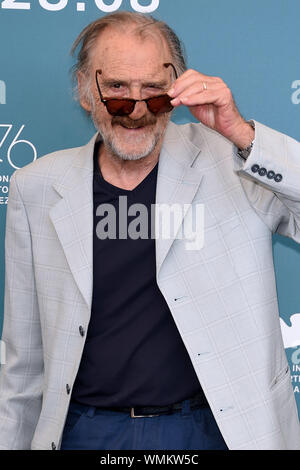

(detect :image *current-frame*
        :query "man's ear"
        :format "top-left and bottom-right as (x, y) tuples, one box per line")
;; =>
(77, 71), (92, 112)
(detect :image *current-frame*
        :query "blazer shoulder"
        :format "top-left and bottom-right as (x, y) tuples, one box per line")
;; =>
(8, 137), (95, 203)
(176, 121), (234, 155)
(12, 144), (83, 181)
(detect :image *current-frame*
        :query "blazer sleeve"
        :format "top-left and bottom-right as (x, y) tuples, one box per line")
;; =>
(0, 171), (44, 450)
(233, 120), (300, 241)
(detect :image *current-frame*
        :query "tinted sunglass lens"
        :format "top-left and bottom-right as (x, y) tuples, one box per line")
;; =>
(148, 95), (173, 114)
(106, 99), (135, 116)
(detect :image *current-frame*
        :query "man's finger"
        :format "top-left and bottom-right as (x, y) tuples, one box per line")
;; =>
(175, 69), (216, 83)
(168, 74), (223, 98)
(170, 89), (224, 107)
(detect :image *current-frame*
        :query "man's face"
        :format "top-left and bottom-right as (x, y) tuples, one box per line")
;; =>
(79, 28), (175, 161)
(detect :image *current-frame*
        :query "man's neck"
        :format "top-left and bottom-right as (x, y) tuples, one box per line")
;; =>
(97, 145), (160, 191)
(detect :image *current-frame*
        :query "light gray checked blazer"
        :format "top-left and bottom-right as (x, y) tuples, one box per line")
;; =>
(0, 120), (300, 450)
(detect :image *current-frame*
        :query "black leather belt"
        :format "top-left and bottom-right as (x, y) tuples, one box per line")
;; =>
(98, 392), (208, 418)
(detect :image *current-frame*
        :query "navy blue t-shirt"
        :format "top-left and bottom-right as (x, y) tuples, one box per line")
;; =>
(71, 142), (205, 407)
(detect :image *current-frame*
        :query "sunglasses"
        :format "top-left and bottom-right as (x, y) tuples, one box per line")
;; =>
(95, 63), (178, 117)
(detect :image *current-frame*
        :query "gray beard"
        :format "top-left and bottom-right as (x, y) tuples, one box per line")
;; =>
(96, 126), (159, 161)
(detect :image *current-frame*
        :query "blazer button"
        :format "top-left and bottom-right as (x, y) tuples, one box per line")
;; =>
(79, 325), (85, 337)
(66, 384), (71, 394)
(251, 164), (260, 173)
(274, 173), (283, 183)
(267, 170), (275, 179)
(51, 442), (56, 450)
(258, 167), (267, 177)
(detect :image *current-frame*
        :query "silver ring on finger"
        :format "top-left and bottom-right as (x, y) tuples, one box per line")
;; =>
(202, 81), (208, 91)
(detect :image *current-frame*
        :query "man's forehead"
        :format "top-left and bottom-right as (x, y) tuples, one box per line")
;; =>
(100, 63), (171, 82)
(92, 27), (171, 69)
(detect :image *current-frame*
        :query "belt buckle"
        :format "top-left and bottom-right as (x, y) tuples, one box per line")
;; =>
(130, 407), (160, 418)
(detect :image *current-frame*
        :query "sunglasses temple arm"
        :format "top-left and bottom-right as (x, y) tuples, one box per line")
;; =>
(164, 63), (178, 81)
(95, 71), (105, 103)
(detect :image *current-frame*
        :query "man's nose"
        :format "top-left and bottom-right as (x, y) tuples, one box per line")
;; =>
(128, 100), (148, 120)
(128, 88), (148, 120)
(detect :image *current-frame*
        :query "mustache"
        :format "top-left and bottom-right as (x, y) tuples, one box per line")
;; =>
(112, 115), (157, 128)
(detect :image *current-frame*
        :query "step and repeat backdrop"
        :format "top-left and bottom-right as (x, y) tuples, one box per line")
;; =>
(0, 0), (300, 414)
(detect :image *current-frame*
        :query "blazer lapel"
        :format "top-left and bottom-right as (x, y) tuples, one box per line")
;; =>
(49, 133), (99, 311)
(155, 121), (204, 276)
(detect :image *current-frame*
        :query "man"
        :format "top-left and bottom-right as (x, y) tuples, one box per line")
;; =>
(0, 11), (300, 451)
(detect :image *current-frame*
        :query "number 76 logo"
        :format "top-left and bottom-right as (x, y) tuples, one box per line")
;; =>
(0, 124), (37, 169)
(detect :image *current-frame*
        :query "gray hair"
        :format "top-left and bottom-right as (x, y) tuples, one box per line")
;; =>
(70, 11), (187, 106)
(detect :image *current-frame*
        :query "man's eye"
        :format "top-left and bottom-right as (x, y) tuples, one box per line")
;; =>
(112, 84), (122, 89)
(147, 85), (163, 92)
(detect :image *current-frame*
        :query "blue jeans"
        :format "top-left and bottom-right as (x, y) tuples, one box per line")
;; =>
(60, 398), (228, 450)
